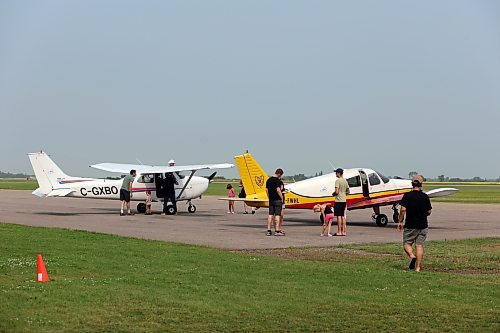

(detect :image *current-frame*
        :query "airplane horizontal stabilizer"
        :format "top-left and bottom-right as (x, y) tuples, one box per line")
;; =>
(32, 188), (48, 197)
(46, 189), (75, 197)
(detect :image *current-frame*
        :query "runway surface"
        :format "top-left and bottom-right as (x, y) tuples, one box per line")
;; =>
(1, 190), (499, 249)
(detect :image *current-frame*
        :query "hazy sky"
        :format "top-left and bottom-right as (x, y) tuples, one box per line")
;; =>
(1, 1), (499, 179)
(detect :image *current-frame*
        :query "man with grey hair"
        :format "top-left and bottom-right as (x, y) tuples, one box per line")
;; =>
(397, 175), (432, 272)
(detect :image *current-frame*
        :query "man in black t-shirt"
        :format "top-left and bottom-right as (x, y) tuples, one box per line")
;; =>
(161, 172), (179, 215)
(397, 175), (432, 272)
(265, 168), (284, 236)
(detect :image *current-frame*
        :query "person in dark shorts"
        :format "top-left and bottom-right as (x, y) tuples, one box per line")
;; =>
(120, 169), (136, 216)
(265, 168), (284, 236)
(332, 168), (349, 236)
(397, 175), (432, 272)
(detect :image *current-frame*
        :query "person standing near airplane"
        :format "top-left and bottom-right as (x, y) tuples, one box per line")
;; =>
(397, 175), (432, 272)
(333, 168), (349, 236)
(120, 169), (136, 216)
(162, 159), (179, 215)
(265, 168), (284, 236)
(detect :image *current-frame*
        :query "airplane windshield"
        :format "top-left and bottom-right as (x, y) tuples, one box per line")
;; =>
(375, 171), (390, 184)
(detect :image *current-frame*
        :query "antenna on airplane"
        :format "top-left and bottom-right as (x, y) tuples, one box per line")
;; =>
(328, 161), (336, 171)
(136, 158), (144, 165)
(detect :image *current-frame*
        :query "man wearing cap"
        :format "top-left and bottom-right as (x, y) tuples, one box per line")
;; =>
(265, 168), (285, 236)
(332, 168), (350, 236)
(161, 159), (179, 215)
(397, 175), (432, 272)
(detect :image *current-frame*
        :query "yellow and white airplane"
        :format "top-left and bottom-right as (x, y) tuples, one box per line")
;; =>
(229, 152), (458, 226)
(28, 151), (233, 214)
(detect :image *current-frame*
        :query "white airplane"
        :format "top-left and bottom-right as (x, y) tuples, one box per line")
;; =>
(228, 152), (458, 226)
(28, 151), (233, 214)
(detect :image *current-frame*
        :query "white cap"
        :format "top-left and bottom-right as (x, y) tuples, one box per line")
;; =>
(168, 159), (175, 165)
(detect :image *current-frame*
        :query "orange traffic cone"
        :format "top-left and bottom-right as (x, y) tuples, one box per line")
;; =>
(36, 254), (50, 282)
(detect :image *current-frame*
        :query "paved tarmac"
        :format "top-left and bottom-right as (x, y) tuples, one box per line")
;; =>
(1, 190), (499, 249)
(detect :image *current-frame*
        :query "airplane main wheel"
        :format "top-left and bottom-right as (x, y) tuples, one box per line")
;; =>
(376, 214), (389, 227)
(188, 205), (197, 213)
(137, 203), (146, 214)
(166, 205), (177, 215)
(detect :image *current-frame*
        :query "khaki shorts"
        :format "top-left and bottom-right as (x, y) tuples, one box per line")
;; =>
(403, 228), (428, 245)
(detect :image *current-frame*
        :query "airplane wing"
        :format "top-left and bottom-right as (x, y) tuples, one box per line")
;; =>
(348, 194), (404, 211)
(90, 163), (234, 174)
(218, 198), (267, 202)
(348, 187), (459, 210)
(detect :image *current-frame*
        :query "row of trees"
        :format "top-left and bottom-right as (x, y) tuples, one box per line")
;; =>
(409, 171), (500, 182)
(0, 171), (33, 178)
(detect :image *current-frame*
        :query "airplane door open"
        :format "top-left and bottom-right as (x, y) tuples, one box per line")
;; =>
(359, 170), (370, 198)
(155, 173), (164, 198)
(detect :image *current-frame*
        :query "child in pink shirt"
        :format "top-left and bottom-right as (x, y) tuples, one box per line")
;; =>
(227, 184), (235, 214)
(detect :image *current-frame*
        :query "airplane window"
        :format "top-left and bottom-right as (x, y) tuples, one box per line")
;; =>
(175, 172), (186, 180)
(375, 171), (390, 184)
(138, 174), (154, 183)
(347, 176), (361, 187)
(368, 173), (381, 186)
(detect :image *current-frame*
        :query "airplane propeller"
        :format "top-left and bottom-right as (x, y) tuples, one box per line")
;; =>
(206, 172), (217, 183)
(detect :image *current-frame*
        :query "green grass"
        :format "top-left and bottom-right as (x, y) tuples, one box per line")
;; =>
(425, 184), (500, 204)
(204, 181), (240, 196)
(2, 179), (500, 204)
(0, 223), (498, 332)
(0, 178), (38, 190)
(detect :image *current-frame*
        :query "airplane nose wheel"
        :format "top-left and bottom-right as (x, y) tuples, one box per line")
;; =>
(137, 203), (146, 214)
(188, 204), (197, 213)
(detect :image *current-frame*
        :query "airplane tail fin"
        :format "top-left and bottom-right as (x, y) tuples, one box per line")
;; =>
(28, 151), (69, 196)
(234, 152), (268, 201)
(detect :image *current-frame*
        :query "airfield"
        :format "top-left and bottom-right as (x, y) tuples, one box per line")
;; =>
(1, 190), (499, 249)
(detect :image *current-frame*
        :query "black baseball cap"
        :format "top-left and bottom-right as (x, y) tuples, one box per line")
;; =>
(334, 168), (344, 174)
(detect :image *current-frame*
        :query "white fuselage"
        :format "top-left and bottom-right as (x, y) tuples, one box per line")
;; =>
(57, 174), (209, 202)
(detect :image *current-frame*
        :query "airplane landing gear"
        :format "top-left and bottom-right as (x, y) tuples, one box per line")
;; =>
(375, 214), (388, 227)
(188, 202), (197, 213)
(372, 206), (388, 227)
(165, 205), (177, 215)
(137, 203), (146, 214)
(186, 200), (197, 213)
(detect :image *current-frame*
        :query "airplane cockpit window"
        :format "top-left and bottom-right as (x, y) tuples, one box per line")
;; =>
(138, 174), (154, 183)
(175, 172), (186, 180)
(347, 176), (361, 187)
(375, 171), (390, 184)
(368, 173), (381, 186)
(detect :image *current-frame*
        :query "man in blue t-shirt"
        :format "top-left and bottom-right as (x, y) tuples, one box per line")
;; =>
(265, 168), (284, 236)
(397, 175), (432, 272)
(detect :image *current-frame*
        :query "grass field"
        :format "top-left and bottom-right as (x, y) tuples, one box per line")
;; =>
(2, 179), (500, 204)
(0, 178), (38, 190)
(0, 223), (498, 332)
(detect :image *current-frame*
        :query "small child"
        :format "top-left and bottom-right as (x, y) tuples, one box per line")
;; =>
(227, 184), (235, 214)
(145, 190), (152, 215)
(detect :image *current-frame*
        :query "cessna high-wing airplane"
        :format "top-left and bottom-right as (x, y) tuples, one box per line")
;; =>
(28, 151), (233, 214)
(228, 152), (458, 226)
